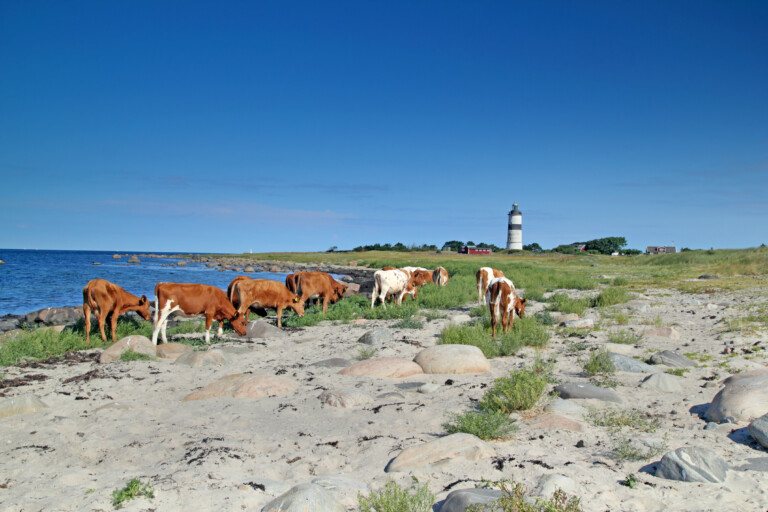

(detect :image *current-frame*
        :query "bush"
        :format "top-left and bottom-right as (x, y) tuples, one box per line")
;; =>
(358, 479), (435, 512)
(479, 368), (549, 413)
(112, 478), (154, 509)
(580, 348), (617, 388)
(439, 323), (501, 358)
(467, 480), (582, 512)
(587, 408), (660, 433)
(392, 317), (424, 329)
(547, 294), (589, 315)
(443, 409), (518, 440)
(591, 287), (630, 308)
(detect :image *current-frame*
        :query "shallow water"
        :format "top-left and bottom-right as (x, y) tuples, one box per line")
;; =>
(0, 249), (287, 316)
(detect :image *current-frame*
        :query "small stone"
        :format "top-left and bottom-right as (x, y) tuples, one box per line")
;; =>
(418, 383), (440, 394)
(639, 373), (684, 393)
(173, 349), (228, 367)
(698, 274), (719, 280)
(535, 474), (577, 497)
(260, 482), (345, 512)
(554, 382), (622, 403)
(704, 422), (719, 431)
(655, 447), (729, 483)
(544, 398), (586, 418)
(575, 440), (585, 448)
(642, 327), (680, 340)
(246, 320), (286, 339)
(357, 328), (390, 346)
(608, 353), (657, 373)
(649, 350), (697, 368)
(318, 389), (372, 408)
(440, 488), (503, 512)
(560, 318), (594, 329)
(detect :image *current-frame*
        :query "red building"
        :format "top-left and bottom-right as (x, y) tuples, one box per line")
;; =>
(460, 245), (492, 255)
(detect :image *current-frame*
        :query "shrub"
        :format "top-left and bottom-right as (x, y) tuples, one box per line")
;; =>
(587, 408), (660, 433)
(522, 286), (546, 302)
(357, 347), (377, 360)
(443, 410), (518, 440)
(112, 478), (154, 509)
(392, 317), (424, 329)
(612, 277), (628, 286)
(547, 294), (589, 315)
(358, 479), (435, 512)
(665, 368), (689, 377)
(610, 434), (668, 462)
(620, 474), (638, 489)
(467, 480), (582, 512)
(608, 330), (643, 345)
(496, 317), (550, 350)
(580, 348), (617, 388)
(439, 323), (501, 358)
(591, 287), (630, 308)
(534, 311), (556, 326)
(479, 368), (549, 413)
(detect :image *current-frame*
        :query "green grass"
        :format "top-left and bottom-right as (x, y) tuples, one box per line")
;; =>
(467, 480), (582, 512)
(546, 293), (590, 315)
(620, 474), (638, 489)
(580, 348), (617, 388)
(443, 409), (518, 440)
(119, 350), (152, 361)
(357, 346), (377, 360)
(610, 434), (668, 463)
(608, 330), (643, 345)
(665, 368), (689, 377)
(392, 317), (424, 329)
(438, 317), (550, 359)
(587, 408), (660, 433)
(111, 478), (154, 509)
(591, 287), (631, 308)
(358, 479), (435, 512)
(479, 367), (550, 413)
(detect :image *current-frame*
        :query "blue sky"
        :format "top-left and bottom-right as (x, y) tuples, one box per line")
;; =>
(1, 1), (766, 253)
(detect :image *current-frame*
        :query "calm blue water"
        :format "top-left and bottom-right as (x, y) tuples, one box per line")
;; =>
(0, 249), (288, 316)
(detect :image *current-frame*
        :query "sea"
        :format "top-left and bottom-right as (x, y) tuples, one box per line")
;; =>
(0, 249), (288, 317)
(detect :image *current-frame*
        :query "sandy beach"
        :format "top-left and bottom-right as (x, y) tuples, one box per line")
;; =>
(1, 280), (767, 512)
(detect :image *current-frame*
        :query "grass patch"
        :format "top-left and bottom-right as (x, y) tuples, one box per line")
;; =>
(358, 478), (435, 512)
(479, 366), (550, 413)
(620, 473), (638, 489)
(665, 368), (689, 377)
(423, 310), (447, 320)
(580, 348), (617, 388)
(467, 480), (582, 512)
(608, 330), (643, 345)
(587, 408), (660, 433)
(522, 286), (546, 302)
(443, 409), (518, 440)
(591, 287), (630, 308)
(547, 294), (589, 315)
(357, 347), (377, 360)
(439, 317), (550, 358)
(112, 478), (154, 509)
(684, 352), (713, 363)
(534, 311), (556, 326)
(610, 434), (668, 463)
(119, 350), (152, 362)
(392, 317), (424, 329)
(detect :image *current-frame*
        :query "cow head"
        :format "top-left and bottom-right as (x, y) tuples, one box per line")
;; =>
(290, 295), (305, 317)
(137, 296), (152, 321)
(230, 311), (248, 336)
(333, 282), (347, 302)
(515, 297), (527, 318)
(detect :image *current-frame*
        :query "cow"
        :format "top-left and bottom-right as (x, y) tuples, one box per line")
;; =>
(152, 283), (247, 345)
(285, 273), (298, 294)
(371, 269), (417, 308)
(485, 277), (526, 337)
(433, 266), (450, 286)
(295, 271), (347, 313)
(476, 267), (505, 304)
(227, 275), (269, 322)
(232, 279), (305, 328)
(82, 279), (151, 345)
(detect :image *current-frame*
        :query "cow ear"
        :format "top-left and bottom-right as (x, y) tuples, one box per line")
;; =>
(139, 296), (147, 304)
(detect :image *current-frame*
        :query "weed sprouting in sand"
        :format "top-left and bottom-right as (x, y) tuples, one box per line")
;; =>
(442, 409), (518, 440)
(111, 478), (154, 509)
(358, 478), (435, 512)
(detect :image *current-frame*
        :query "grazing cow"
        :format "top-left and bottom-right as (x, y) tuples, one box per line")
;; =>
(485, 277), (527, 338)
(152, 283), (247, 345)
(82, 279), (151, 345)
(476, 267), (505, 304)
(227, 275), (268, 322)
(295, 271), (347, 313)
(410, 269), (434, 287)
(433, 266), (450, 286)
(371, 269), (417, 308)
(285, 273), (298, 294)
(233, 279), (305, 328)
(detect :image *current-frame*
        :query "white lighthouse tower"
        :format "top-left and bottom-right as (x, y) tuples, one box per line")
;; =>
(506, 202), (522, 250)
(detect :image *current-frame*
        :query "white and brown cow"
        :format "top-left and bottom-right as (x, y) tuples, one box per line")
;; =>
(82, 279), (151, 344)
(371, 269), (416, 308)
(152, 283), (247, 345)
(476, 266), (505, 304)
(433, 266), (450, 286)
(485, 277), (527, 338)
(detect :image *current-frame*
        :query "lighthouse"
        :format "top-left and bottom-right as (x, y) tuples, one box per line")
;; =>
(506, 202), (522, 250)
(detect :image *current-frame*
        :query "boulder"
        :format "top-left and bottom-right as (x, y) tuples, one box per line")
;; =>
(173, 349), (228, 367)
(318, 388), (372, 408)
(176, 260), (187, 266)
(649, 350), (697, 368)
(560, 318), (594, 329)
(357, 328), (390, 346)
(25, 306), (84, 326)
(706, 369), (768, 423)
(385, 433), (495, 472)
(642, 327), (680, 340)
(112, 254), (121, 259)
(554, 382), (622, 403)
(639, 373), (684, 393)
(261, 483), (345, 512)
(440, 488), (502, 512)
(748, 413), (768, 449)
(244, 266), (255, 272)
(0, 394), (48, 419)
(655, 447), (729, 483)
(608, 353), (657, 373)
(341, 282), (360, 296)
(414, 345), (491, 374)
(156, 342), (193, 360)
(246, 320), (287, 339)
(183, 373), (299, 401)
(0, 318), (20, 332)
(339, 358), (424, 378)
(99, 335), (156, 363)
(127, 255), (140, 264)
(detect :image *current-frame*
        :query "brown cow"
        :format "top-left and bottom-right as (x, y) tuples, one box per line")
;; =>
(285, 273), (298, 293)
(152, 283), (247, 345)
(233, 279), (305, 328)
(295, 271), (347, 313)
(476, 267), (505, 304)
(486, 277), (527, 337)
(82, 279), (151, 345)
(227, 275), (268, 322)
(433, 266), (450, 286)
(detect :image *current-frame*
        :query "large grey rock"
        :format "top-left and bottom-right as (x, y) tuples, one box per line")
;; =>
(655, 447), (729, 483)
(0, 318), (20, 332)
(649, 350), (697, 368)
(173, 349), (228, 367)
(748, 413), (768, 449)
(0, 394), (48, 419)
(25, 306), (84, 326)
(246, 320), (287, 338)
(639, 373), (684, 393)
(554, 382), (622, 403)
(440, 488), (502, 512)
(706, 369), (768, 423)
(385, 433), (495, 472)
(127, 255), (140, 263)
(608, 353), (657, 373)
(261, 482), (345, 512)
(414, 345), (491, 374)
(357, 328), (390, 346)
(99, 335), (156, 363)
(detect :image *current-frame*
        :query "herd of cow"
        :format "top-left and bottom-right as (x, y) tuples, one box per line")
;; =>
(80, 264), (525, 348)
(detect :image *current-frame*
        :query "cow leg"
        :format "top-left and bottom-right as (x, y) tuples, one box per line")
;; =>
(322, 296), (329, 314)
(152, 300), (178, 345)
(83, 304), (92, 345)
(489, 302), (498, 338)
(217, 319), (224, 337)
(477, 282), (484, 305)
(276, 307), (283, 328)
(110, 308), (119, 342)
(204, 315), (213, 344)
(97, 311), (108, 342)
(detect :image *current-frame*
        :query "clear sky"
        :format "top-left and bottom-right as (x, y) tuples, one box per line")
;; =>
(1, 1), (766, 253)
